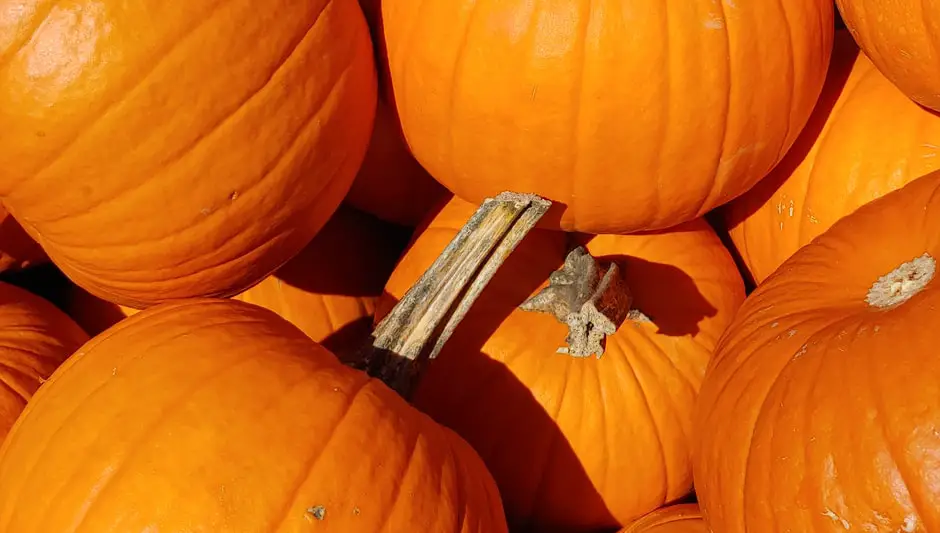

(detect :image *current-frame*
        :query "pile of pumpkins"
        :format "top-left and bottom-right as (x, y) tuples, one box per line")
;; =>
(0, 0), (937, 531)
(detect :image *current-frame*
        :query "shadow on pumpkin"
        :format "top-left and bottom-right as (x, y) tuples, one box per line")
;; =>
(371, 226), (720, 532)
(273, 206), (412, 296)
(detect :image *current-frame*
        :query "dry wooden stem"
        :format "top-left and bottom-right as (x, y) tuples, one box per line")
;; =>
(520, 246), (631, 358)
(353, 192), (552, 399)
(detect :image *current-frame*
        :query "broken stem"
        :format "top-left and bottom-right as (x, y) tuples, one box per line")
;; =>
(352, 192), (552, 399)
(519, 246), (631, 358)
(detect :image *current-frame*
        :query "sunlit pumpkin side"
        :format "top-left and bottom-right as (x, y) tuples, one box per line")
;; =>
(695, 171), (940, 532)
(725, 31), (940, 284)
(382, 0), (834, 233)
(0, 0), (377, 307)
(0, 299), (508, 532)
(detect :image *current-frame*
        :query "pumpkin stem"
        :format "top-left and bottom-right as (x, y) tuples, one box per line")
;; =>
(866, 253), (936, 309)
(519, 246), (631, 358)
(352, 192), (552, 399)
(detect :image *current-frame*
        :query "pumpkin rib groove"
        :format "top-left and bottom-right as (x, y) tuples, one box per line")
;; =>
(269, 373), (372, 532)
(592, 352), (612, 493)
(0, 375), (27, 407)
(0, 359), (44, 402)
(64, 349), (270, 531)
(650, 1), (670, 223)
(0, 0), (62, 71)
(709, 0), (733, 211)
(733, 312), (865, 530)
(864, 335), (928, 528)
(374, 421), (424, 532)
(566, 0), (592, 226)
(19, 0), (234, 193)
(32, 0), (335, 229)
(771, 0), (798, 163)
(446, 0), (482, 184)
(619, 334), (672, 504)
(446, 437), (469, 533)
(41, 64), (358, 286)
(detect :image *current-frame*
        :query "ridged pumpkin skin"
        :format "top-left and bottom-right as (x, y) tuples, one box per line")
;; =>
(378, 198), (745, 531)
(0, 0), (377, 307)
(725, 32), (940, 284)
(381, 0), (834, 233)
(0, 282), (87, 443)
(621, 504), (708, 533)
(63, 206), (407, 356)
(837, 0), (940, 111)
(0, 205), (46, 273)
(0, 299), (508, 532)
(694, 172), (940, 532)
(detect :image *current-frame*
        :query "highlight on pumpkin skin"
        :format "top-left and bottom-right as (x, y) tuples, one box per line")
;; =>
(381, 0), (834, 233)
(694, 171), (940, 533)
(0, 0), (378, 308)
(0, 299), (509, 532)
(376, 196), (745, 531)
(724, 30), (940, 285)
(62, 205), (410, 358)
(0, 282), (88, 445)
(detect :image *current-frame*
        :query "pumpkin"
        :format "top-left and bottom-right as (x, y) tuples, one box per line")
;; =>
(376, 197), (745, 531)
(836, 0), (940, 111)
(621, 504), (708, 533)
(0, 298), (508, 532)
(0, 282), (87, 443)
(346, 0), (451, 227)
(64, 206), (409, 356)
(694, 171), (940, 532)
(380, 0), (834, 233)
(724, 31), (940, 285)
(0, 205), (46, 273)
(0, 0), (377, 308)
(345, 101), (451, 227)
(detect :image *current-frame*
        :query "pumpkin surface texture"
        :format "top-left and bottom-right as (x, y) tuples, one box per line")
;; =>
(725, 31), (940, 284)
(0, 282), (87, 443)
(694, 171), (940, 532)
(381, 0), (834, 233)
(0, 0), (377, 307)
(0, 298), (508, 532)
(836, 0), (940, 111)
(377, 197), (745, 531)
(620, 504), (708, 533)
(63, 206), (409, 355)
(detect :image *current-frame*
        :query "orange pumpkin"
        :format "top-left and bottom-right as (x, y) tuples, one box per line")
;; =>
(0, 0), (377, 308)
(0, 205), (46, 273)
(694, 171), (940, 532)
(0, 298), (508, 532)
(837, 0), (940, 111)
(377, 197), (745, 531)
(724, 31), (940, 285)
(64, 206), (408, 356)
(345, 101), (451, 227)
(381, 0), (834, 233)
(0, 282), (87, 443)
(621, 504), (708, 533)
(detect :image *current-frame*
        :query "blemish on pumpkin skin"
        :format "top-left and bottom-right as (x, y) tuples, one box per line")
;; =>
(304, 506), (326, 522)
(822, 508), (850, 530)
(229, 191), (239, 201)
